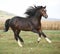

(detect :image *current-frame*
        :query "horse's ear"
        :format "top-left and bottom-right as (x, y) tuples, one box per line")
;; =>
(34, 5), (37, 8)
(44, 6), (46, 9)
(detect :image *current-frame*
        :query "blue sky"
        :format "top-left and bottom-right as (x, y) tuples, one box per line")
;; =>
(0, 0), (60, 19)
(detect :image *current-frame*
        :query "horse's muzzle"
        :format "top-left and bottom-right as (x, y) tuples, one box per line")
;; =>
(44, 15), (48, 18)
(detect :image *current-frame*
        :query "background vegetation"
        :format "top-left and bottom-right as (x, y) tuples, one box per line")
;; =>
(42, 20), (60, 30)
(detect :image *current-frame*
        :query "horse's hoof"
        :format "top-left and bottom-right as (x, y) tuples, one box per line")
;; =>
(38, 41), (40, 43)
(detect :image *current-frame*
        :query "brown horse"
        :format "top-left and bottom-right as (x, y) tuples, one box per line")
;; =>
(4, 5), (51, 47)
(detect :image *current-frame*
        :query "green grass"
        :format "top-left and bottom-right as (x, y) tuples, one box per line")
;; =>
(0, 30), (60, 54)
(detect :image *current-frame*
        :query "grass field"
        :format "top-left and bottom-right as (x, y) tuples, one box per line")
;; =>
(0, 30), (60, 54)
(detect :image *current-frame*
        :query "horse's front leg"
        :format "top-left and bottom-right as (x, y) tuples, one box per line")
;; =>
(32, 29), (51, 43)
(37, 30), (41, 43)
(41, 31), (52, 43)
(37, 34), (41, 43)
(32, 29), (41, 43)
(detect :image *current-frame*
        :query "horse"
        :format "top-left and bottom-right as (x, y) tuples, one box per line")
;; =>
(4, 5), (51, 47)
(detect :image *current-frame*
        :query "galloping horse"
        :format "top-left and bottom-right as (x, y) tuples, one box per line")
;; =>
(4, 5), (51, 47)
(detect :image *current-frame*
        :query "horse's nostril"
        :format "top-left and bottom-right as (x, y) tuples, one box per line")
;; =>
(43, 15), (48, 18)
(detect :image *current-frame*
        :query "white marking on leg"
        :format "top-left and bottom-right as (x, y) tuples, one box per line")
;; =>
(18, 38), (23, 47)
(38, 37), (41, 42)
(45, 37), (52, 43)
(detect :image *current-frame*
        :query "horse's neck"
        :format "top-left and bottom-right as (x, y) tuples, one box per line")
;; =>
(34, 14), (42, 23)
(30, 15), (42, 27)
(34, 12), (42, 21)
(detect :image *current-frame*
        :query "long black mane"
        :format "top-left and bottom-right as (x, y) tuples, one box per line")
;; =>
(25, 5), (43, 18)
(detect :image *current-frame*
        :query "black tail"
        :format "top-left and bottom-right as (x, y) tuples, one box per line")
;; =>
(4, 19), (10, 32)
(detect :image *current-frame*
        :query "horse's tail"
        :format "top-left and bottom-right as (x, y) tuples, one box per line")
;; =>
(4, 19), (10, 32)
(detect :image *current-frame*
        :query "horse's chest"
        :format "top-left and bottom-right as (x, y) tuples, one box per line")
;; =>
(32, 21), (41, 30)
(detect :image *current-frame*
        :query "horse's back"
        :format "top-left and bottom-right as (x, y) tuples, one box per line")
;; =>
(9, 16), (32, 31)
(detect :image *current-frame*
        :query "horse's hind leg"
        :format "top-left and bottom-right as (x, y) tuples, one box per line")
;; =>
(17, 30), (24, 46)
(14, 30), (24, 47)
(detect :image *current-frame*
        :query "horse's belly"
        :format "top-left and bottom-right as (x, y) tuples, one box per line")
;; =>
(19, 25), (32, 31)
(16, 22), (32, 31)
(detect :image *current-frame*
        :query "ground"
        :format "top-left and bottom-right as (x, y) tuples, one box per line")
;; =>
(0, 30), (60, 54)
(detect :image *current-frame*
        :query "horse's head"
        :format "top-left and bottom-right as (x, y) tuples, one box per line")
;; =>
(25, 5), (48, 18)
(39, 6), (48, 18)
